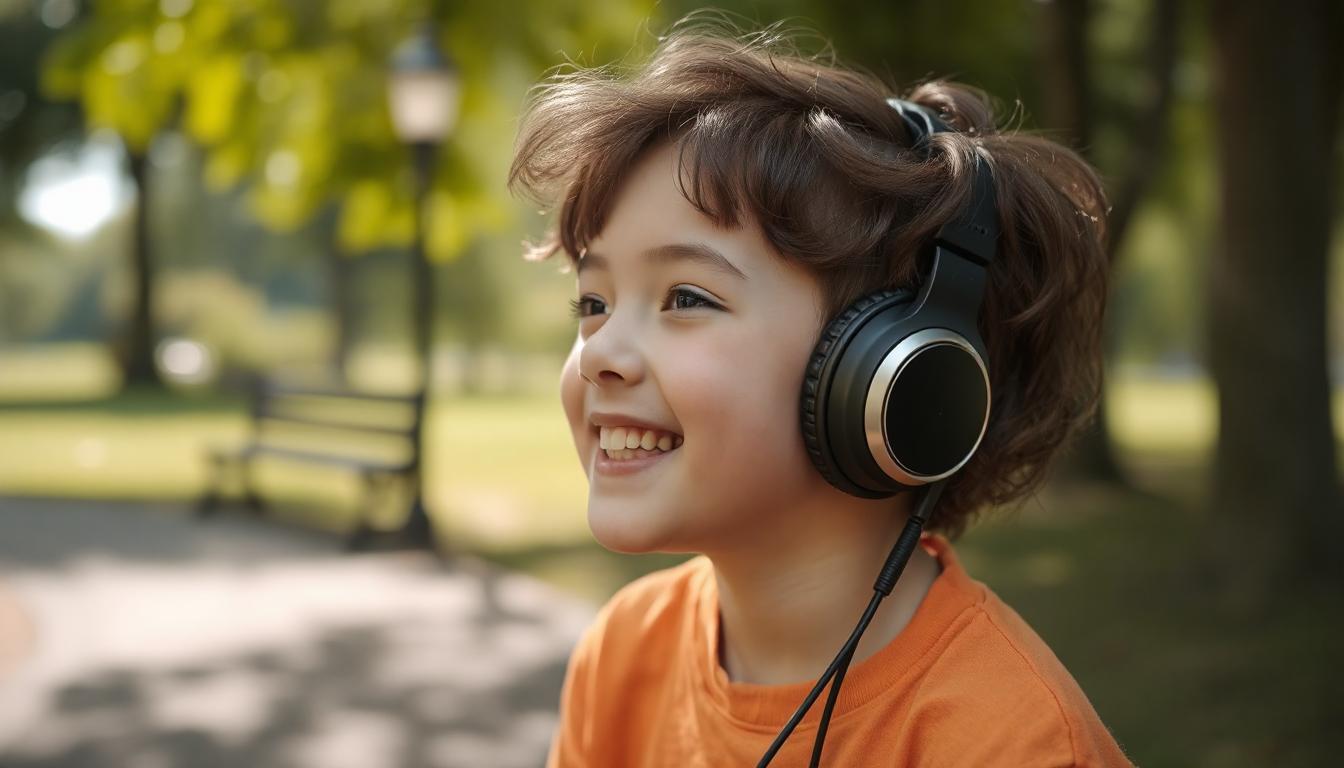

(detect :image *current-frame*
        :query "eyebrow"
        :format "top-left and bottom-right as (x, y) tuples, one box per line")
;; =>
(576, 242), (748, 281)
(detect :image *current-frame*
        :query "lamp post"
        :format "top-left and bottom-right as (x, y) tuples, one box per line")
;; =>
(386, 25), (461, 552)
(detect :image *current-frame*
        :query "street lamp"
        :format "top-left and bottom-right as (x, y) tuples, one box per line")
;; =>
(389, 25), (461, 371)
(385, 24), (461, 553)
(388, 28), (462, 148)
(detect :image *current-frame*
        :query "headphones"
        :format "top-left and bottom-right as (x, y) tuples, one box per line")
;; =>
(799, 98), (999, 499)
(756, 96), (1001, 768)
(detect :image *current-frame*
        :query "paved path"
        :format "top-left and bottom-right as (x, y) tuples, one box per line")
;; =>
(0, 497), (596, 768)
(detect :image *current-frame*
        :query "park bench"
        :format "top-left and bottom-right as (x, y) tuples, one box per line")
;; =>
(196, 378), (428, 550)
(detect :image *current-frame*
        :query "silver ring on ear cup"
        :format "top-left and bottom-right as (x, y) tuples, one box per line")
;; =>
(864, 328), (990, 485)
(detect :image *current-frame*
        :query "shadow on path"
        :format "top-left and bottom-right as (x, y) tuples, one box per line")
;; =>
(0, 496), (596, 768)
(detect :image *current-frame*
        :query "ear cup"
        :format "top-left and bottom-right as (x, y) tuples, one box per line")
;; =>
(800, 289), (913, 497)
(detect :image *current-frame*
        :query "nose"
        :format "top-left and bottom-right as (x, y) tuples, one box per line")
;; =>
(577, 311), (646, 387)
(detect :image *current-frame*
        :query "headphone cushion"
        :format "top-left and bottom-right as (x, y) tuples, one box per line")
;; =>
(800, 289), (913, 494)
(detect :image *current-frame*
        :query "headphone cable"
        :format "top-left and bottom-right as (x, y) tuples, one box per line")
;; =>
(808, 636), (856, 767)
(756, 479), (947, 768)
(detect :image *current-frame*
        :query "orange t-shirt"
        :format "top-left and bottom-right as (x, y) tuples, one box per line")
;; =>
(546, 533), (1133, 767)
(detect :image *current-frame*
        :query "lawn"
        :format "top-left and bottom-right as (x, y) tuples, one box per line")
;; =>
(0, 388), (589, 549)
(1, 345), (1339, 767)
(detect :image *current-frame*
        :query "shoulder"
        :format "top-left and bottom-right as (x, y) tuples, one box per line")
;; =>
(569, 555), (709, 675)
(907, 585), (1133, 767)
(590, 554), (708, 638)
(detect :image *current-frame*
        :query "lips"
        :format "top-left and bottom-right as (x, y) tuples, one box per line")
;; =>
(588, 411), (682, 436)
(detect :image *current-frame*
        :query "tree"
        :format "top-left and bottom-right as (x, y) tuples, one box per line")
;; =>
(1040, 0), (1181, 486)
(0, 2), (83, 232)
(1209, 0), (1343, 598)
(41, 0), (201, 389)
(0, 2), (84, 345)
(41, 0), (655, 388)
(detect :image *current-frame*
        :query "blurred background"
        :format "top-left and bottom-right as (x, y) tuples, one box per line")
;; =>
(0, 0), (1339, 766)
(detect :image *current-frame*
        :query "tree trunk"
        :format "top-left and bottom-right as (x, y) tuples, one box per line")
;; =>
(1040, 0), (1093, 155)
(1038, 0), (1123, 485)
(122, 151), (164, 390)
(1209, 0), (1343, 599)
(323, 217), (355, 385)
(1044, 0), (1180, 486)
(1102, 0), (1179, 262)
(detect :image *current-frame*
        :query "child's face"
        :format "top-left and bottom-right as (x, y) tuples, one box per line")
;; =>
(559, 140), (831, 554)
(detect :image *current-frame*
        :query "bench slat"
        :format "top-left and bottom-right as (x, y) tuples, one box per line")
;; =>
(262, 383), (424, 405)
(241, 444), (415, 472)
(257, 410), (417, 437)
(199, 380), (427, 546)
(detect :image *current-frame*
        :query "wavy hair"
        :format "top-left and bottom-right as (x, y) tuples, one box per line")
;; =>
(508, 14), (1110, 537)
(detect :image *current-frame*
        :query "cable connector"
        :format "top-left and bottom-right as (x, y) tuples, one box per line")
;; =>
(873, 517), (925, 596)
(873, 480), (946, 596)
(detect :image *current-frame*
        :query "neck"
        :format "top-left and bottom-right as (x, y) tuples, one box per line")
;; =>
(706, 490), (942, 686)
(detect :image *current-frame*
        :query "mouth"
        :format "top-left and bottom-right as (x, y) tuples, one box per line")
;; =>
(595, 425), (683, 460)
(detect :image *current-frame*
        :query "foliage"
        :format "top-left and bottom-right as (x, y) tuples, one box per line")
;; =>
(40, 0), (656, 262)
(0, 1), (83, 234)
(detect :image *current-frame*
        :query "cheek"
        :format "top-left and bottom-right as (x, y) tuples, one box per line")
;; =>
(559, 337), (588, 456)
(667, 330), (812, 460)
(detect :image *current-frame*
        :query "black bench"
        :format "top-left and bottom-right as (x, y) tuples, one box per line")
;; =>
(197, 378), (429, 550)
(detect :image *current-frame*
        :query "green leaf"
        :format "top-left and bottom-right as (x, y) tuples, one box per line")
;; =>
(185, 54), (243, 145)
(337, 180), (395, 252)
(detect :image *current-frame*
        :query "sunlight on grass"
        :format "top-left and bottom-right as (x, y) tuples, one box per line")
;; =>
(0, 387), (586, 550)
(1109, 369), (1344, 459)
(1108, 372), (1217, 453)
(0, 343), (119, 400)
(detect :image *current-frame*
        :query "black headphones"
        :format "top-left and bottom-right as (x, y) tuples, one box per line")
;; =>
(799, 98), (999, 499)
(756, 97), (1001, 768)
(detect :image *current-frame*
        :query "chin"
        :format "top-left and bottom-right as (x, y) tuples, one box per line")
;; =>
(587, 501), (679, 554)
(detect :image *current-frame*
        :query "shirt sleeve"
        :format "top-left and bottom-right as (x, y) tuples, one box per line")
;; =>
(900, 629), (1133, 768)
(546, 622), (598, 768)
(899, 696), (1078, 768)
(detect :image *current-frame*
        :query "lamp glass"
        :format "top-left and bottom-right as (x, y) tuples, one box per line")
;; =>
(388, 70), (461, 142)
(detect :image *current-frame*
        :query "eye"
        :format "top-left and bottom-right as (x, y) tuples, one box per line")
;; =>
(664, 286), (722, 312)
(568, 287), (722, 320)
(568, 296), (606, 319)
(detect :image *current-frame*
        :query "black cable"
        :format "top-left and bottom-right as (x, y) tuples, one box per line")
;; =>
(806, 518), (921, 768)
(754, 595), (882, 767)
(808, 638), (856, 767)
(756, 480), (946, 768)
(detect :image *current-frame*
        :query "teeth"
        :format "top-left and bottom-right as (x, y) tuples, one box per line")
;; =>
(598, 426), (683, 460)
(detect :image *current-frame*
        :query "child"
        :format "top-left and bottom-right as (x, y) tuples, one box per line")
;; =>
(509, 14), (1133, 768)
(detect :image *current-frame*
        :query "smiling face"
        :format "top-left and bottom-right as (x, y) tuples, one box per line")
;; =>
(559, 140), (833, 555)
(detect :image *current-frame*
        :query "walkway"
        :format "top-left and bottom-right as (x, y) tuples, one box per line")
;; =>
(0, 497), (595, 768)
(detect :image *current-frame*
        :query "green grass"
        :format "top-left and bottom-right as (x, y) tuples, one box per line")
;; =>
(954, 484), (1343, 768)
(1, 346), (1341, 766)
(0, 387), (588, 551)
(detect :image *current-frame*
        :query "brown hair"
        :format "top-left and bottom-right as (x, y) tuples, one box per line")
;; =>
(508, 15), (1110, 538)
